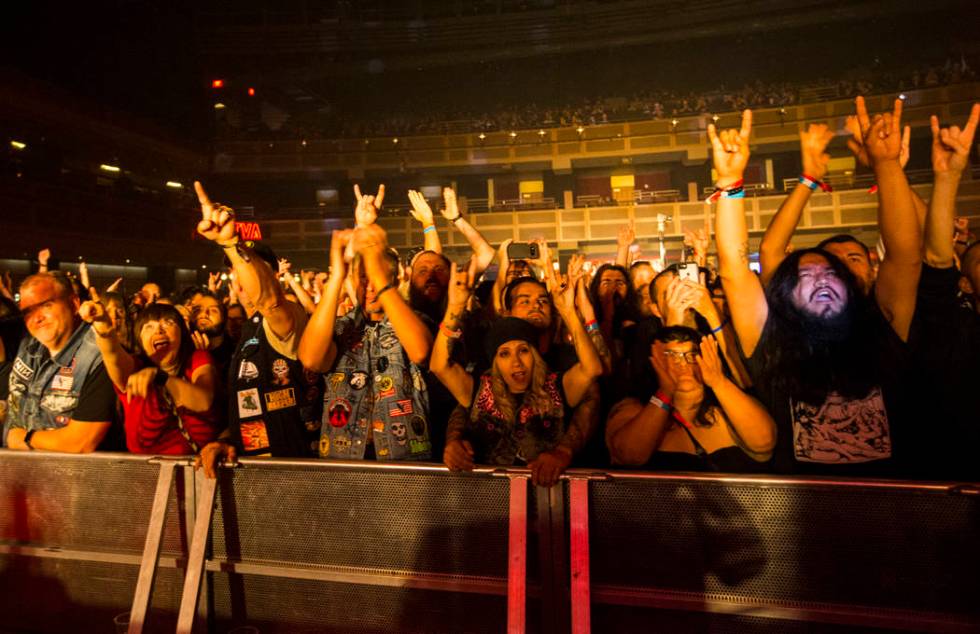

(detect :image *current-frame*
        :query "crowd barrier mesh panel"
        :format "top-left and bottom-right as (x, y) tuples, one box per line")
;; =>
(588, 478), (979, 616)
(209, 464), (511, 578)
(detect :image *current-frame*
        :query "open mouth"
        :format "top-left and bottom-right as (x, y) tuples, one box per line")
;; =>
(511, 371), (528, 382)
(151, 338), (171, 352)
(811, 288), (837, 303)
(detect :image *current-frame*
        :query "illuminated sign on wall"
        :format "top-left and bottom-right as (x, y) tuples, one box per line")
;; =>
(236, 222), (263, 240)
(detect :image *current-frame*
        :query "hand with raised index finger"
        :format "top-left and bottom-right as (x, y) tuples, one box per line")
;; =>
(931, 103), (980, 175)
(194, 181), (238, 246)
(707, 109), (752, 185)
(78, 288), (113, 336)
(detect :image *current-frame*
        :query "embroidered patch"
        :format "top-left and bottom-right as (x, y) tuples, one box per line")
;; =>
(319, 435), (330, 456)
(240, 420), (270, 452)
(12, 358), (34, 381)
(349, 371), (368, 390)
(327, 373), (346, 390)
(376, 376), (394, 392)
(237, 360), (259, 382)
(327, 398), (352, 427)
(372, 420), (385, 432)
(388, 399), (413, 417)
(410, 415), (426, 436)
(264, 387), (296, 412)
(376, 356), (389, 372)
(271, 358), (291, 385)
(237, 388), (262, 418)
(50, 374), (74, 392)
(379, 333), (398, 349)
(390, 421), (408, 445)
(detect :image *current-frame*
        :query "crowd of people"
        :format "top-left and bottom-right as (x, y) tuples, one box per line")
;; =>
(2, 96), (978, 485)
(233, 56), (976, 141)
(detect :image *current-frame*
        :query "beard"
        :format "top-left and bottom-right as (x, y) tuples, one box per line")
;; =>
(409, 283), (445, 320)
(798, 302), (855, 347)
(195, 321), (224, 339)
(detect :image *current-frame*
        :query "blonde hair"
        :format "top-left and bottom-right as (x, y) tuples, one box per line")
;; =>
(488, 345), (560, 423)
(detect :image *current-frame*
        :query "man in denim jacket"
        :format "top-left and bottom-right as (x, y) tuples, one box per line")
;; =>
(4, 273), (117, 452)
(299, 208), (434, 461)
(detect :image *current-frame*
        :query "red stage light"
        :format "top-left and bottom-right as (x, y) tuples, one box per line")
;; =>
(212, 79), (224, 89)
(247, 87), (256, 96)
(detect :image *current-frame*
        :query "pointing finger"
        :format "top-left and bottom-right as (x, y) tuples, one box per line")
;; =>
(354, 184), (363, 201)
(855, 96), (870, 133)
(375, 184), (385, 209)
(194, 181), (212, 211)
(738, 109), (753, 141)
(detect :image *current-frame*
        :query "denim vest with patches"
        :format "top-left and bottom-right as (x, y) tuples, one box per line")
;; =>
(320, 312), (431, 461)
(5, 323), (105, 437)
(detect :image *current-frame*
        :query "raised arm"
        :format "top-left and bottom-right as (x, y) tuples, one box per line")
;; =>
(195, 181), (296, 340)
(79, 288), (136, 391)
(441, 188), (495, 274)
(710, 110), (769, 357)
(430, 261), (476, 406)
(924, 104), (979, 268)
(695, 336), (774, 457)
(298, 230), (351, 372)
(356, 223), (433, 364)
(491, 238), (514, 316)
(570, 254), (612, 375)
(615, 220), (635, 268)
(857, 97), (921, 341)
(278, 258), (317, 315)
(549, 267), (602, 407)
(408, 190), (443, 253)
(759, 123), (835, 285)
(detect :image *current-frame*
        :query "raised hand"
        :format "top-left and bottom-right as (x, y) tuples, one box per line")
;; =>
(407, 190), (435, 226)
(208, 271), (220, 292)
(190, 330), (210, 350)
(38, 248), (50, 267)
(105, 277), (123, 293)
(78, 288), (113, 336)
(353, 183), (384, 227)
(649, 340), (676, 397)
(799, 123), (836, 180)
(78, 261), (90, 289)
(707, 110), (752, 185)
(194, 181), (238, 246)
(846, 116), (911, 169)
(441, 187), (460, 220)
(566, 253), (586, 289)
(447, 260), (476, 310)
(695, 335), (725, 388)
(683, 227), (710, 263)
(617, 220), (636, 248)
(328, 229), (353, 280)
(277, 258), (292, 278)
(856, 97), (904, 165)
(930, 103), (980, 175)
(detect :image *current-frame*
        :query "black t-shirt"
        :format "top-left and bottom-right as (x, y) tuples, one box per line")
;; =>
(745, 305), (914, 478)
(71, 364), (126, 451)
(908, 264), (980, 479)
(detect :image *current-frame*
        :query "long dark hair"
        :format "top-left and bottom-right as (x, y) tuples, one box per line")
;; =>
(653, 326), (720, 428)
(589, 263), (637, 333)
(133, 303), (195, 376)
(757, 248), (878, 403)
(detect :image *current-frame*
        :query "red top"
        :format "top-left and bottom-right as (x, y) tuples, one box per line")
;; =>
(116, 350), (221, 455)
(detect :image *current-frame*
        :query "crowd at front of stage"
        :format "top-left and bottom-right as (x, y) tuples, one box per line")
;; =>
(2, 97), (979, 485)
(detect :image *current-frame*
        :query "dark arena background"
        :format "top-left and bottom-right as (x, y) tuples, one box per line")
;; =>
(1, 1), (979, 633)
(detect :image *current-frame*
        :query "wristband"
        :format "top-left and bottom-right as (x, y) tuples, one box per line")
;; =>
(654, 390), (673, 408)
(584, 319), (599, 333)
(448, 215), (463, 223)
(705, 179), (744, 204)
(868, 184), (879, 194)
(374, 282), (397, 299)
(648, 394), (671, 412)
(710, 320), (727, 334)
(439, 322), (463, 339)
(154, 368), (169, 387)
(799, 174), (833, 192)
(423, 225), (436, 235)
(24, 429), (36, 450)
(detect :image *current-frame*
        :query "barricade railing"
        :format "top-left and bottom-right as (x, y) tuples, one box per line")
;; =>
(1, 451), (978, 633)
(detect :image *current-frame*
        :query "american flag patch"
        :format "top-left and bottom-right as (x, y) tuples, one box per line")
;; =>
(388, 400), (413, 417)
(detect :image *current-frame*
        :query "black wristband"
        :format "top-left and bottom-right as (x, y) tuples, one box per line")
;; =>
(154, 368), (170, 387)
(24, 429), (36, 450)
(449, 215), (463, 223)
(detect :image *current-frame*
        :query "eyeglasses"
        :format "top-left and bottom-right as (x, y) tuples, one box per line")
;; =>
(663, 350), (699, 364)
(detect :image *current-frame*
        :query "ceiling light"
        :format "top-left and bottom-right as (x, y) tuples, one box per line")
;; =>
(10, 140), (26, 150)
(99, 164), (120, 173)
(214, 102), (226, 110)
(166, 181), (183, 189)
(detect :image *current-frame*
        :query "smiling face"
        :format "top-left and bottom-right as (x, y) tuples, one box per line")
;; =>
(139, 316), (182, 368)
(494, 339), (535, 393)
(791, 253), (848, 318)
(19, 277), (80, 354)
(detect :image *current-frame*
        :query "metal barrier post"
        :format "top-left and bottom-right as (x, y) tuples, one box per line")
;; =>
(176, 474), (218, 633)
(507, 475), (529, 634)
(568, 477), (591, 634)
(128, 461), (177, 634)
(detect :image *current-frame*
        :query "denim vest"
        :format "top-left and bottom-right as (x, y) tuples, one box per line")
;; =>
(321, 312), (431, 461)
(5, 323), (105, 438)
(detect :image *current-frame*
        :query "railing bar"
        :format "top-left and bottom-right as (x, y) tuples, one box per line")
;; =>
(507, 476), (529, 634)
(569, 479), (591, 634)
(128, 461), (176, 634)
(176, 475), (217, 633)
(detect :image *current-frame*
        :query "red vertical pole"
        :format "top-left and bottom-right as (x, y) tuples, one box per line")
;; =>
(507, 475), (529, 634)
(569, 478), (591, 634)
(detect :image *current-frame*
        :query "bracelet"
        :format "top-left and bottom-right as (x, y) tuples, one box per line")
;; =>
(374, 282), (397, 299)
(423, 225), (436, 235)
(24, 429), (36, 450)
(584, 319), (599, 333)
(448, 215), (463, 223)
(439, 322), (463, 339)
(799, 174), (833, 192)
(648, 394), (671, 412)
(705, 179), (744, 204)
(710, 320), (728, 334)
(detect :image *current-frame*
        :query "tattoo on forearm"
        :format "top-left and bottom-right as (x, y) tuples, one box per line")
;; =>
(738, 241), (750, 264)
